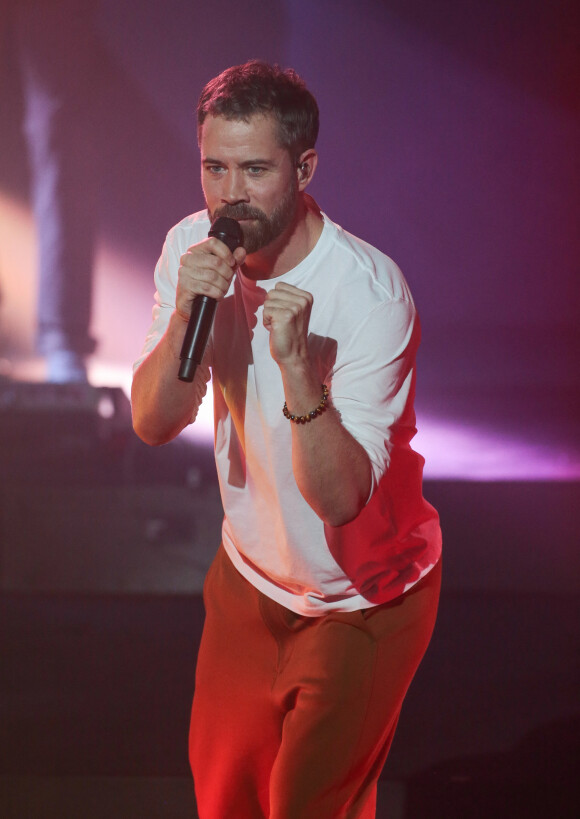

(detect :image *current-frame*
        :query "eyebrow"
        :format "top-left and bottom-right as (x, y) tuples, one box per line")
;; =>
(202, 157), (277, 168)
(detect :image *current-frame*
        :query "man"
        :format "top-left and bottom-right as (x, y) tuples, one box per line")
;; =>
(132, 60), (442, 819)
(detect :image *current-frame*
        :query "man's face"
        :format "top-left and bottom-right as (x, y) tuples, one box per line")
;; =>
(200, 113), (298, 254)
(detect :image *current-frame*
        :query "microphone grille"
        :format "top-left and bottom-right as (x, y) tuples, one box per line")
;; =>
(209, 217), (244, 252)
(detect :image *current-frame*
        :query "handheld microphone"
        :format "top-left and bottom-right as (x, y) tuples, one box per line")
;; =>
(178, 217), (244, 382)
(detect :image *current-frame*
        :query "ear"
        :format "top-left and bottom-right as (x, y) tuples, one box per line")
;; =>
(295, 148), (318, 191)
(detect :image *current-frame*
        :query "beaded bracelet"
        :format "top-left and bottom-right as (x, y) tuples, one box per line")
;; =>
(283, 384), (329, 424)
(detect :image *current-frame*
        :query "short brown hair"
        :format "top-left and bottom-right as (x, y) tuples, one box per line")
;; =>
(197, 60), (319, 161)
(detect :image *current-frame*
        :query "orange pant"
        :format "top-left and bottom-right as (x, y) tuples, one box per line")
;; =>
(190, 545), (441, 818)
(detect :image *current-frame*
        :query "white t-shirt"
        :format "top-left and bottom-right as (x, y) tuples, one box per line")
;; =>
(135, 209), (442, 615)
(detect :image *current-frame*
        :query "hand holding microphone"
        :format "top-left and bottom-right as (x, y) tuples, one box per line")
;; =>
(178, 217), (244, 382)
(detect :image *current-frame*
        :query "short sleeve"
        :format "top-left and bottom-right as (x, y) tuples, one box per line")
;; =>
(132, 229), (181, 373)
(329, 298), (420, 491)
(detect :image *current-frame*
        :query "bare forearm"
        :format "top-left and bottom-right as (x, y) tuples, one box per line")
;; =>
(280, 362), (372, 527)
(131, 312), (206, 446)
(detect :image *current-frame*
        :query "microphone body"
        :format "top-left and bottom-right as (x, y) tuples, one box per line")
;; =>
(178, 217), (244, 382)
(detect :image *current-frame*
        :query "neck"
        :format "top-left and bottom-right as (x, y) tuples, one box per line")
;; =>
(241, 195), (323, 281)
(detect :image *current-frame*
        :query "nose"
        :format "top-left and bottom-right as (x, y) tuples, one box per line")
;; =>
(221, 169), (249, 204)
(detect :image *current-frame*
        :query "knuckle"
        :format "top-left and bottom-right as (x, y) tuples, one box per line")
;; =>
(200, 280), (215, 296)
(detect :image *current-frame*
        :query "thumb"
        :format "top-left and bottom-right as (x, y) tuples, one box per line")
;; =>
(233, 246), (246, 266)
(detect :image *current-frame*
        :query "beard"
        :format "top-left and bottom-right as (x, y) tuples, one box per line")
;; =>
(209, 184), (298, 255)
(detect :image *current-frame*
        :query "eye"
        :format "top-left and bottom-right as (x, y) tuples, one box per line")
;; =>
(247, 166), (266, 176)
(205, 164), (225, 176)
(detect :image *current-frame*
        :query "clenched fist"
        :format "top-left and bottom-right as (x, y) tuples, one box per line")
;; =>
(263, 282), (313, 366)
(176, 237), (246, 321)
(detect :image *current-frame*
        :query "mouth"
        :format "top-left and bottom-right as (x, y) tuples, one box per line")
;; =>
(216, 208), (263, 222)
